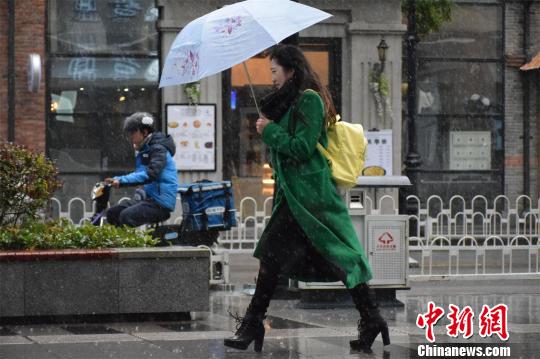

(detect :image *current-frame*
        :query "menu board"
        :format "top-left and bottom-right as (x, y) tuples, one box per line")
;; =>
(365, 129), (393, 176)
(166, 104), (216, 171)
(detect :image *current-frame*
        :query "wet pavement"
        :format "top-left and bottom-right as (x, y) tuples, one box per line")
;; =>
(1, 263), (539, 358)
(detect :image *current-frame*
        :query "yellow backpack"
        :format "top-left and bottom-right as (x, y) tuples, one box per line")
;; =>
(317, 115), (368, 188)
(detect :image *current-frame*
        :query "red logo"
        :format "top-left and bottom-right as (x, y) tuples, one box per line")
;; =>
(446, 304), (474, 339)
(417, 302), (509, 342)
(376, 232), (396, 249)
(378, 232), (394, 244)
(479, 304), (509, 341)
(417, 301), (445, 343)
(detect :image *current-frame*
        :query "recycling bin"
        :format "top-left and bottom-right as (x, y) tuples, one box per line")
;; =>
(298, 176), (411, 292)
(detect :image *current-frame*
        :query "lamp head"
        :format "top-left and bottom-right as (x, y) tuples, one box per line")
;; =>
(377, 39), (389, 63)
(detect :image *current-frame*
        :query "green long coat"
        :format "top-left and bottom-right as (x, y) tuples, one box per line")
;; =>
(253, 90), (373, 289)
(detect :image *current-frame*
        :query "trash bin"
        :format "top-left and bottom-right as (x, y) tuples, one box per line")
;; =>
(297, 176), (411, 307)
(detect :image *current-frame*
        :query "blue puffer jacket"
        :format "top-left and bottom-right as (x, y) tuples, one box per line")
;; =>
(114, 132), (178, 211)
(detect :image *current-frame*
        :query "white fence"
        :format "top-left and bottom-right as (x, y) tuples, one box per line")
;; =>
(407, 194), (540, 278)
(49, 193), (540, 279)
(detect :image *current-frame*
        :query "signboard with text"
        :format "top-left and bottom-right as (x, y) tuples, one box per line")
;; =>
(365, 129), (393, 176)
(166, 104), (216, 172)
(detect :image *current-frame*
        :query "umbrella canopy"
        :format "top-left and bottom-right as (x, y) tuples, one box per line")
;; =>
(159, 0), (331, 88)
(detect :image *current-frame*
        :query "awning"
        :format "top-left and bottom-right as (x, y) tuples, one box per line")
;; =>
(520, 52), (540, 71)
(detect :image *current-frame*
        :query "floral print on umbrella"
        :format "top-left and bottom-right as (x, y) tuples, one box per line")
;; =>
(214, 16), (243, 36)
(173, 49), (200, 77)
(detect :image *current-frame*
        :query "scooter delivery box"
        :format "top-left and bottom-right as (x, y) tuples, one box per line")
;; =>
(178, 180), (237, 232)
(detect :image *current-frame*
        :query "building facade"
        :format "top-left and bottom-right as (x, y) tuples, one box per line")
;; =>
(0, 0), (538, 209)
(406, 0), (540, 204)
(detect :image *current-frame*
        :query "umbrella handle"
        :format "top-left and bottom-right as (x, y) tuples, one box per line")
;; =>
(242, 61), (261, 118)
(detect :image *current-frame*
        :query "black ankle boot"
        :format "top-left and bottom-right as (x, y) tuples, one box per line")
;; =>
(223, 307), (266, 352)
(349, 283), (390, 353)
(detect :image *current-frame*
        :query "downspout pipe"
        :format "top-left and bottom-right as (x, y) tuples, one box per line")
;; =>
(7, 0), (15, 142)
(523, 1), (531, 196)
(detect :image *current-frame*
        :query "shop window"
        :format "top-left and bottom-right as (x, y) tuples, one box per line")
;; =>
(417, 61), (502, 116)
(414, 61), (503, 173)
(47, 1), (159, 179)
(407, 2), (504, 202)
(48, 0), (158, 55)
(417, 4), (501, 59)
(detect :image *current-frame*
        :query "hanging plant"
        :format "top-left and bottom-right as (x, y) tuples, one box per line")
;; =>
(184, 81), (201, 105)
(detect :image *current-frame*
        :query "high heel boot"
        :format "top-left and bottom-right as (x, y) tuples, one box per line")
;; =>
(223, 305), (266, 352)
(349, 283), (390, 353)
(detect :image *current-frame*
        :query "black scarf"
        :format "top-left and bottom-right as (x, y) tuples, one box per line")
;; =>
(259, 79), (302, 122)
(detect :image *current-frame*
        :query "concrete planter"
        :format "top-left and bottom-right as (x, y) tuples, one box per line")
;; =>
(0, 247), (210, 318)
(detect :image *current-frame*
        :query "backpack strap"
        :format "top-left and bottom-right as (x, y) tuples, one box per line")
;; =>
(317, 142), (332, 164)
(318, 113), (340, 160)
(288, 89), (319, 134)
(289, 89), (337, 164)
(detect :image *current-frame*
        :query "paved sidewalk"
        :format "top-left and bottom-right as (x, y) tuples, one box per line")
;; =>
(0, 254), (540, 359)
(1, 277), (539, 359)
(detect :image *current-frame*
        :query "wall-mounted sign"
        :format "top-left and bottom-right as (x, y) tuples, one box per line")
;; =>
(365, 129), (393, 176)
(51, 57), (158, 84)
(449, 131), (491, 170)
(166, 104), (216, 172)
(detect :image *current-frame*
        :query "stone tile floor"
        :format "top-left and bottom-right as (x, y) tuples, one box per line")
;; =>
(1, 278), (539, 358)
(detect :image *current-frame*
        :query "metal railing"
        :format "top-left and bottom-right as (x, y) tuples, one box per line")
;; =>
(407, 194), (540, 278)
(49, 193), (540, 279)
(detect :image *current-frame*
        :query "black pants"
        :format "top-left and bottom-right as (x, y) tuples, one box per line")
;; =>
(250, 201), (354, 315)
(106, 199), (171, 227)
(256, 201), (346, 282)
(250, 260), (373, 317)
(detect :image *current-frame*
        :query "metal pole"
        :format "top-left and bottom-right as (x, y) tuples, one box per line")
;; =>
(7, 0), (15, 142)
(404, 0), (421, 168)
(523, 1), (532, 197)
(242, 61), (261, 117)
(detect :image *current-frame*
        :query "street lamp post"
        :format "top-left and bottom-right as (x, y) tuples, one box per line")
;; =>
(404, 0), (422, 169)
(400, 0), (422, 214)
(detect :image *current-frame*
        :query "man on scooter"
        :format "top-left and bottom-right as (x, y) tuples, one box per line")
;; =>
(105, 112), (178, 227)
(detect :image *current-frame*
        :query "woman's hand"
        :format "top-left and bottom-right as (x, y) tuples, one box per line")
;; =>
(256, 117), (272, 135)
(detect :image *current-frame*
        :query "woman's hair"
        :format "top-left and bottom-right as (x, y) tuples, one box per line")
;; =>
(269, 44), (338, 128)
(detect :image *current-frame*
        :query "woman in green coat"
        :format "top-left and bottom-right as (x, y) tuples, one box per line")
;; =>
(224, 45), (390, 354)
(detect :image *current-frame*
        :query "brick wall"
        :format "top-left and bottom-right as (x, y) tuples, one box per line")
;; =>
(503, 2), (540, 201)
(0, 0), (46, 152)
(529, 2), (540, 200)
(0, 1), (7, 142)
(530, 2), (540, 56)
(504, 2), (522, 201)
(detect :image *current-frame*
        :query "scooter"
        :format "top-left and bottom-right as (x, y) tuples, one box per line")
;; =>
(88, 181), (220, 248)
(88, 181), (182, 246)
(88, 181), (224, 280)
(90, 181), (111, 226)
